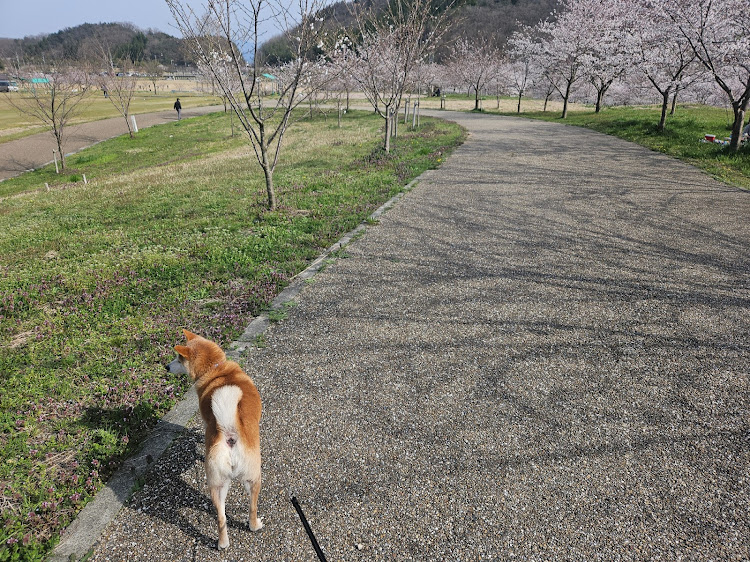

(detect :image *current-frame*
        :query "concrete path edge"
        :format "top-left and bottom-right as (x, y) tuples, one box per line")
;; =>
(47, 175), (426, 562)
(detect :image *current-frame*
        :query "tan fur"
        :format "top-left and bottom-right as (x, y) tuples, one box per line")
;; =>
(173, 330), (263, 549)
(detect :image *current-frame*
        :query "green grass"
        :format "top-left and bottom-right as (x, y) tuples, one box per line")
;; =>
(0, 110), (465, 561)
(0, 112), (240, 198)
(489, 103), (750, 190)
(0, 90), (221, 144)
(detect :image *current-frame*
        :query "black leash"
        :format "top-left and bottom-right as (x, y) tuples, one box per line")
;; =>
(290, 495), (328, 562)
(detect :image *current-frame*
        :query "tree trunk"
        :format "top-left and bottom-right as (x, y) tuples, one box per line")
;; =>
(517, 91), (523, 113)
(53, 128), (66, 171)
(474, 87), (480, 111)
(561, 82), (572, 119)
(670, 87), (679, 116)
(595, 89), (604, 113)
(658, 91), (669, 133)
(260, 146), (276, 210)
(729, 106), (746, 152)
(125, 113), (134, 138)
(383, 110), (391, 153)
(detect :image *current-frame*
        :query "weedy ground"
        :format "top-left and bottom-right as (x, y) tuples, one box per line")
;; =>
(0, 109), (465, 560)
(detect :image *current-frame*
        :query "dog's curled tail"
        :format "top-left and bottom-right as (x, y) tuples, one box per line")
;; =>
(211, 385), (243, 447)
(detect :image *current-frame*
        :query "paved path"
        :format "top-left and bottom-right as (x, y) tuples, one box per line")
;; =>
(73, 111), (748, 560)
(0, 105), (222, 181)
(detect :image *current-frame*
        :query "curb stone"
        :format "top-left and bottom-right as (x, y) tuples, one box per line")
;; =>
(48, 175), (426, 562)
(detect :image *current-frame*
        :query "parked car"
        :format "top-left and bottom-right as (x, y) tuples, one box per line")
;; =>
(0, 80), (18, 92)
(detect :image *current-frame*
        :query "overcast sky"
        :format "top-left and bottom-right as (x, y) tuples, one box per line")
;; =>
(0, 0), (180, 39)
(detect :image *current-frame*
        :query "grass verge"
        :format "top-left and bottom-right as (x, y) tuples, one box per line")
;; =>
(488, 103), (750, 190)
(0, 92), (221, 144)
(0, 110), (465, 561)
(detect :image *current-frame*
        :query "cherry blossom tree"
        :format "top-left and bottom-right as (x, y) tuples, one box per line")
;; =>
(446, 37), (499, 111)
(96, 42), (139, 138)
(579, 0), (633, 113)
(534, 3), (593, 118)
(666, 0), (750, 151)
(489, 59), (511, 109)
(624, 0), (702, 132)
(326, 64), (356, 114)
(295, 58), (335, 119)
(417, 61), (444, 99)
(141, 59), (163, 95)
(535, 0), (636, 116)
(506, 25), (540, 113)
(7, 65), (90, 171)
(196, 55), (244, 136)
(331, 0), (454, 153)
(167, 0), (328, 210)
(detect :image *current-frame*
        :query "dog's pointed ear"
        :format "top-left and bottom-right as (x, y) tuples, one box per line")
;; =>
(183, 329), (198, 341)
(174, 345), (190, 359)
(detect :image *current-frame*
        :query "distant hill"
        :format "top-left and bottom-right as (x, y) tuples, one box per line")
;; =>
(0, 0), (558, 71)
(0, 22), (192, 67)
(257, 0), (558, 64)
(440, 0), (558, 56)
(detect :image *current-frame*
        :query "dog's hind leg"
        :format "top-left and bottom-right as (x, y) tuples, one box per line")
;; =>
(210, 481), (231, 549)
(243, 474), (263, 531)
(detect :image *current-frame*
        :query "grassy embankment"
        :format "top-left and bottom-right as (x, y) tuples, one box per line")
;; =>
(0, 86), (222, 144)
(0, 109), (465, 560)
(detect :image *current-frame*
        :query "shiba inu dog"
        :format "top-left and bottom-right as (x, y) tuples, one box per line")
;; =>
(166, 330), (263, 549)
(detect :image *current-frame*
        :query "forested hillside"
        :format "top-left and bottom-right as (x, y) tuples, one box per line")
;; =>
(0, 23), (190, 66)
(0, 0), (557, 68)
(441, 0), (557, 55)
(258, 0), (557, 64)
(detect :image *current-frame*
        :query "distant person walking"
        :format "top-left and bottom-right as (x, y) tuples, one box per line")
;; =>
(174, 98), (182, 120)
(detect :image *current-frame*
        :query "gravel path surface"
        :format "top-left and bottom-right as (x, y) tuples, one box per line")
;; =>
(86, 111), (749, 561)
(0, 105), (222, 181)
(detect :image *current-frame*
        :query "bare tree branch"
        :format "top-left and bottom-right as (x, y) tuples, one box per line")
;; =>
(166, 0), (329, 209)
(6, 63), (91, 171)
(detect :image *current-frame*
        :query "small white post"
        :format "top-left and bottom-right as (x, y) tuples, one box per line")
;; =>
(83, 174), (87, 184)
(130, 115), (138, 133)
(52, 151), (59, 174)
(45, 182), (50, 191)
